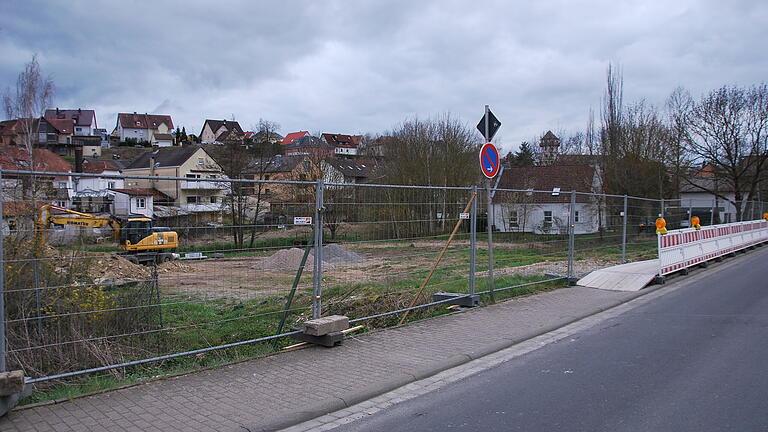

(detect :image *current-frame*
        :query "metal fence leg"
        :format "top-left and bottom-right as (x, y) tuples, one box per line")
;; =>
(660, 198), (665, 219)
(621, 194), (628, 264)
(469, 186), (477, 297)
(486, 181), (495, 303)
(711, 199), (716, 225)
(567, 191), (576, 285)
(312, 179), (324, 319)
(0, 170), (5, 372)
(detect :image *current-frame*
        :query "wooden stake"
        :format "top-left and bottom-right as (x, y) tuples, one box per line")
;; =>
(398, 193), (477, 325)
(281, 325), (365, 351)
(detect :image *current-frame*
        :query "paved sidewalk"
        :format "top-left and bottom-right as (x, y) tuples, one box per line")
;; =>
(0, 286), (643, 432)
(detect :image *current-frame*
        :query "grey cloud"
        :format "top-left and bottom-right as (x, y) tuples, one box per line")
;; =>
(1, 0), (767, 150)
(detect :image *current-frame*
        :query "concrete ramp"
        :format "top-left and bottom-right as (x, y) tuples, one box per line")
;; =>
(577, 259), (659, 292)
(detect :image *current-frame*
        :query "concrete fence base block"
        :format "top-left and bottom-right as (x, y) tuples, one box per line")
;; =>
(0, 371), (31, 417)
(291, 331), (344, 348)
(432, 292), (480, 307)
(0, 371), (24, 397)
(303, 315), (349, 336)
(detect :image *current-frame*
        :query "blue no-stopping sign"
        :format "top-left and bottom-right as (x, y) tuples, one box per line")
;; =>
(479, 142), (500, 178)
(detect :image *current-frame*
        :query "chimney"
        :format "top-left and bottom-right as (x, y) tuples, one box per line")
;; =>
(78, 108), (81, 113)
(74, 146), (83, 173)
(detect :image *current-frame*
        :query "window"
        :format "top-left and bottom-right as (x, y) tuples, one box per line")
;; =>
(197, 157), (204, 165)
(136, 198), (146, 209)
(574, 211), (580, 223)
(264, 175), (270, 181)
(107, 181), (115, 189)
(55, 181), (67, 188)
(210, 196), (217, 204)
(187, 196), (198, 204)
(76, 127), (82, 132)
(543, 211), (553, 223)
(186, 174), (201, 179)
(509, 211), (519, 227)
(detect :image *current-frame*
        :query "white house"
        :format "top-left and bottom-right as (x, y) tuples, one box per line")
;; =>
(74, 160), (125, 213)
(491, 164), (604, 235)
(114, 112), (174, 144)
(200, 119), (244, 144)
(110, 188), (154, 218)
(680, 176), (741, 224)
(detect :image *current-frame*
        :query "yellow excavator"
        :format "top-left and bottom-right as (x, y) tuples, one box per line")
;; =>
(35, 204), (179, 265)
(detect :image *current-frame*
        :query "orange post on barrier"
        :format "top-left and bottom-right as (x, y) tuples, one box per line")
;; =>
(655, 217), (668, 235)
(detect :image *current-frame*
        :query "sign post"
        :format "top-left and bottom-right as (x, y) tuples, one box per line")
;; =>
(477, 105), (501, 303)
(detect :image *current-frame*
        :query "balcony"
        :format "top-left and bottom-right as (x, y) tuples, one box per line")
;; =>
(181, 203), (225, 213)
(180, 180), (227, 190)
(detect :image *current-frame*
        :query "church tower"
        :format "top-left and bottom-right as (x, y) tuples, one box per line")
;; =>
(540, 131), (560, 165)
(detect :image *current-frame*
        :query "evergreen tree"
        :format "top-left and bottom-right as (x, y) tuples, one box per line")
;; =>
(512, 141), (535, 166)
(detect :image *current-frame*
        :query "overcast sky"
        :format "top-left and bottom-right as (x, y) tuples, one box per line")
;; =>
(1, 0), (766, 154)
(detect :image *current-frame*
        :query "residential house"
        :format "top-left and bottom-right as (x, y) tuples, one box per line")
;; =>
(281, 131), (309, 146)
(321, 133), (362, 157)
(678, 166), (748, 224)
(0, 120), (19, 146)
(244, 155), (370, 204)
(283, 135), (335, 158)
(109, 188), (156, 218)
(200, 119), (244, 144)
(122, 145), (225, 221)
(491, 164), (604, 235)
(44, 108), (97, 136)
(114, 112), (174, 145)
(0, 145), (74, 208)
(74, 159), (125, 213)
(252, 130), (283, 145)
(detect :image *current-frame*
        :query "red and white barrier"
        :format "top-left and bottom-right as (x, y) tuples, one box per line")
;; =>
(658, 220), (768, 276)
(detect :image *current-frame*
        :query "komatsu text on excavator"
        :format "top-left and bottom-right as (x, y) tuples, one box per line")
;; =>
(35, 204), (179, 265)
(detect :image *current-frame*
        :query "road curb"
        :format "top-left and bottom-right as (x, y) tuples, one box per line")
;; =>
(260, 288), (662, 431)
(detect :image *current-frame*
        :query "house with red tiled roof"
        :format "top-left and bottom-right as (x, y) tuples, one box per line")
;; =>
(281, 131), (309, 146)
(0, 145), (75, 208)
(491, 163), (604, 235)
(44, 108), (98, 136)
(114, 112), (174, 146)
(321, 133), (362, 158)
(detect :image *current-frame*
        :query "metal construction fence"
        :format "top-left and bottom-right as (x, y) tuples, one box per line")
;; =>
(0, 169), (766, 391)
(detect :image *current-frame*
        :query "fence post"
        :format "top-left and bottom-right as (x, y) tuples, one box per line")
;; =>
(621, 194), (628, 264)
(0, 170), (5, 372)
(312, 179), (324, 319)
(486, 181), (495, 303)
(660, 198), (665, 218)
(711, 199), (716, 225)
(34, 260), (42, 334)
(567, 190), (576, 284)
(469, 185), (477, 297)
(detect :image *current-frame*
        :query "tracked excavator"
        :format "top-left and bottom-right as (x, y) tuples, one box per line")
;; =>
(35, 204), (179, 265)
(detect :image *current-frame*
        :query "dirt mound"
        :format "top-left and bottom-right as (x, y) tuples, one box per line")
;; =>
(258, 244), (365, 271)
(157, 261), (195, 273)
(322, 244), (364, 264)
(89, 255), (152, 284)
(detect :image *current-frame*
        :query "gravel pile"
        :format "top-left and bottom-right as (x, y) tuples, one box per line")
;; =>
(258, 244), (364, 271)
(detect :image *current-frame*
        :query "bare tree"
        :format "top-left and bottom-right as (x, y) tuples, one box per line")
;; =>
(3, 55), (55, 156)
(684, 84), (768, 221)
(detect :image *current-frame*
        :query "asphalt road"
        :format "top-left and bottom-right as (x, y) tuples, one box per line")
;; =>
(333, 249), (768, 432)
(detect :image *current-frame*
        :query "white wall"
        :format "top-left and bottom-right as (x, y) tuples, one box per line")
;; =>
(680, 191), (737, 223)
(492, 201), (601, 235)
(77, 171), (124, 193)
(112, 192), (152, 217)
(120, 127), (149, 142)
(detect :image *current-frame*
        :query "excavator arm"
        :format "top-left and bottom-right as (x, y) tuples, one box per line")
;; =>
(35, 205), (121, 254)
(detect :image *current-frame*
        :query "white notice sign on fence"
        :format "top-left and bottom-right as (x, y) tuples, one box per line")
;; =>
(459, 213), (470, 220)
(293, 217), (312, 225)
